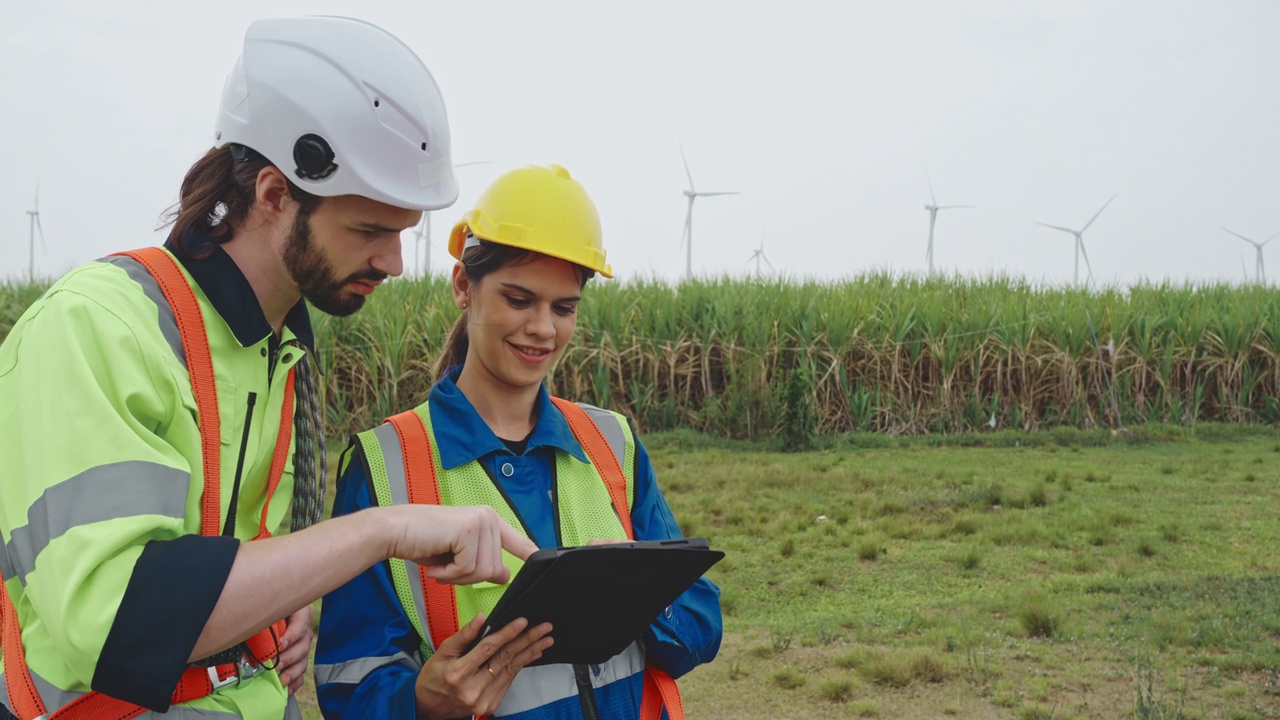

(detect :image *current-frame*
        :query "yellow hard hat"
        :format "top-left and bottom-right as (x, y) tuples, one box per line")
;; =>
(448, 164), (612, 278)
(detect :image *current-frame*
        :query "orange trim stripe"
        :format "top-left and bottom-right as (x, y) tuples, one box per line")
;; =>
(550, 398), (633, 540)
(121, 249), (222, 537)
(3, 573), (48, 720)
(387, 410), (460, 652)
(644, 668), (684, 720)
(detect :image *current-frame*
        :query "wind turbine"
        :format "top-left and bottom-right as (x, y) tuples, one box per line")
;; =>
(1219, 226), (1279, 284)
(746, 223), (774, 276)
(923, 176), (974, 275)
(1035, 194), (1117, 286)
(679, 144), (739, 281)
(26, 179), (45, 282)
(414, 161), (491, 276)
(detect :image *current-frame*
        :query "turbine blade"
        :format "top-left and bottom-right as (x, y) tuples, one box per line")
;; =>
(1079, 239), (1095, 281)
(1261, 230), (1280, 246)
(926, 170), (937, 207)
(36, 215), (46, 248)
(1036, 222), (1076, 235)
(680, 143), (695, 192)
(1219, 226), (1253, 243)
(936, 205), (975, 210)
(695, 191), (740, 197)
(1080, 193), (1117, 233)
(763, 254), (775, 271)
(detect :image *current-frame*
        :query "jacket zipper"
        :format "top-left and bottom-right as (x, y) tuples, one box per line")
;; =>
(572, 663), (602, 720)
(221, 391), (257, 536)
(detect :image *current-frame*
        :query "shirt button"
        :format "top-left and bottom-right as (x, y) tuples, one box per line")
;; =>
(260, 347), (267, 357)
(501, 462), (514, 477)
(280, 352), (293, 363)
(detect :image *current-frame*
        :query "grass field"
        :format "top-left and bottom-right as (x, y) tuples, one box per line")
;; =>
(295, 425), (1280, 719)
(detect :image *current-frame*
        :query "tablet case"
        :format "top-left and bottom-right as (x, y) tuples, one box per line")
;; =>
(470, 538), (723, 667)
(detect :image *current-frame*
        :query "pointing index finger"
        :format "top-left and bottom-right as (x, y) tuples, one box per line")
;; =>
(501, 524), (539, 561)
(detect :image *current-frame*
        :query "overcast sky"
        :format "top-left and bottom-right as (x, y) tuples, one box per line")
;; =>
(3, 1), (1279, 287)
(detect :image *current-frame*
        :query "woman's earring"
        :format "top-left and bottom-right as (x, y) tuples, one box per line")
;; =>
(461, 301), (468, 309)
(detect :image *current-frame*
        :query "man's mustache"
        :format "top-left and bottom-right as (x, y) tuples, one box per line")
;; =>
(343, 270), (388, 285)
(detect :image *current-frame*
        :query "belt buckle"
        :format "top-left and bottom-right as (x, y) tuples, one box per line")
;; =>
(207, 665), (239, 690)
(208, 654), (263, 690)
(236, 655), (264, 683)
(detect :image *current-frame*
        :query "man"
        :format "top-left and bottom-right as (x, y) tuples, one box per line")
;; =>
(0, 17), (542, 720)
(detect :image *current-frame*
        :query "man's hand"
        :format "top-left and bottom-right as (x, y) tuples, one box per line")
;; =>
(275, 605), (313, 695)
(384, 505), (538, 584)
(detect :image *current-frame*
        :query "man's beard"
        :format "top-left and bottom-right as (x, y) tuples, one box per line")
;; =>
(283, 212), (386, 317)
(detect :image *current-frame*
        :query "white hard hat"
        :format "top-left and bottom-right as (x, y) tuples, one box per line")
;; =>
(214, 16), (459, 211)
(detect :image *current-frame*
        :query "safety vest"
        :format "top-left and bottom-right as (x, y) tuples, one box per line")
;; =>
(352, 399), (683, 720)
(0, 248), (292, 720)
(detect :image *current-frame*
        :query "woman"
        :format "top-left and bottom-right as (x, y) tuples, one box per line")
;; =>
(315, 164), (722, 719)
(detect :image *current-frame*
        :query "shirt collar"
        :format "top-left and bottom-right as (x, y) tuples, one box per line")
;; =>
(165, 229), (314, 349)
(427, 367), (589, 469)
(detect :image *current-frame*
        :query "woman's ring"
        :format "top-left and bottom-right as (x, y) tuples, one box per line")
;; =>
(487, 665), (497, 678)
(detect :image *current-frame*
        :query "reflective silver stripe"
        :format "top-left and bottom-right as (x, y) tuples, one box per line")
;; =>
(283, 694), (302, 720)
(373, 422), (433, 651)
(0, 544), (16, 583)
(100, 255), (187, 369)
(374, 423), (409, 507)
(576, 403), (627, 465)
(495, 642), (646, 716)
(314, 651), (417, 687)
(0, 669), (245, 719)
(5, 461), (189, 585)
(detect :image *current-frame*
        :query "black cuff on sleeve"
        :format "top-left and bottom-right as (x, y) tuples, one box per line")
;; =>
(93, 534), (240, 711)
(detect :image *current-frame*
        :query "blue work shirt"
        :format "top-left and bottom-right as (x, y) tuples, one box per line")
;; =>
(315, 371), (723, 719)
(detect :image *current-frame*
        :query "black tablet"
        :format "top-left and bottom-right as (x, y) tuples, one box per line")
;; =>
(468, 538), (723, 667)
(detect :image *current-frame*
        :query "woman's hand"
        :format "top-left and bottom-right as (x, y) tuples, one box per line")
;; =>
(414, 613), (554, 719)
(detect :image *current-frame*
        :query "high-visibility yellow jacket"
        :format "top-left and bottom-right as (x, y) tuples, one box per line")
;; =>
(0, 238), (308, 719)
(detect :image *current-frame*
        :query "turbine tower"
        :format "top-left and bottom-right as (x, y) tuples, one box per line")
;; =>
(412, 217), (431, 276)
(26, 180), (44, 282)
(414, 161), (490, 276)
(1219, 226), (1279, 284)
(680, 144), (739, 281)
(746, 224), (774, 276)
(1035, 194), (1117, 286)
(923, 176), (973, 275)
